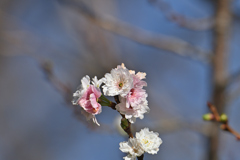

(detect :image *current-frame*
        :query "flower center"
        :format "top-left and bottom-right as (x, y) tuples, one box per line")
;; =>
(142, 139), (149, 144)
(141, 138), (153, 147)
(133, 148), (138, 153)
(119, 82), (123, 88)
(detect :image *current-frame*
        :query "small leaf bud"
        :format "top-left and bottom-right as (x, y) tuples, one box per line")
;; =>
(220, 114), (228, 123)
(202, 113), (214, 121)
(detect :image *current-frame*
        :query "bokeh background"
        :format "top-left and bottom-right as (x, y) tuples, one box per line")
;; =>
(0, 0), (240, 160)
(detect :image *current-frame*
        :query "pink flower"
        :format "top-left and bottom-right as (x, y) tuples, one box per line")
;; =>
(117, 91), (149, 123)
(116, 71), (149, 123)
(72, 75), (105, 126)
(79, 85), (102, 115)
(126, 88), (147, 108)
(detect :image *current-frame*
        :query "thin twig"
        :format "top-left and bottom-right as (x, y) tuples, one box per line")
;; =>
(207, 102), (220, 122)
(148, 0), (214, 31)
(206, 102), (240, 140)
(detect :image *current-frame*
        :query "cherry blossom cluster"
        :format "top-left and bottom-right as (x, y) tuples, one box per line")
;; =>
(72, 63), (149, 125)
(120, 128), (162, 160)
(103, 64), (149, 123)
(71, 64), (162, 159)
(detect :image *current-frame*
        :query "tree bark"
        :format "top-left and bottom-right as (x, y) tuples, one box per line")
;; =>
(208, 0), (232, 160)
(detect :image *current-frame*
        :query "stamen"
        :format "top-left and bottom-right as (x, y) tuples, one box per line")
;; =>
(119, 82), (123, 88)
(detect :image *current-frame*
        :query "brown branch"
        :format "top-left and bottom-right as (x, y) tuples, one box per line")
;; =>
(114, 95), (120, 104)
(59, 0), (212, 63)
(206, 102), (240, 140)
(208, 0), (232, 160)
(148, 0), (214, 31)
(207, 102), (220, 122)
(224, 125), (240, 140)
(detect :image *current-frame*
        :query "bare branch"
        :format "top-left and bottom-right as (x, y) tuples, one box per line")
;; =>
(59, 0), (212, 63)
(208, 1), (232, 160)
(148, 0), (214, 31)
(206, 103), (240, 140)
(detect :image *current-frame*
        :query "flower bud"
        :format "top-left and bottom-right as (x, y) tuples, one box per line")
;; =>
(220, 114), (228, 123)
(202, 113), (214, 121)
(121, 118), (129, 130)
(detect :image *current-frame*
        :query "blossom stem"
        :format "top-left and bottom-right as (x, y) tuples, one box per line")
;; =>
(137, 154), (144, 160)
(114, 95), (134, 139)
(98, 95), (117, 110)
(114, 95), (120, 104)
(109, 101), (117, 110)
(102, 96), (145, 159)
(100, 95), (111, 103)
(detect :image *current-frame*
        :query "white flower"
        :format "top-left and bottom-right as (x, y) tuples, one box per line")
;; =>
(102, 64), (133, 97)
(72, 75), (91, 105)
(119, 128), (162, 159)
(119, 137), (144, 160)
(123, 154), (137, 160)
(136, 128), (162, 154)
(92, 76), (106, 88)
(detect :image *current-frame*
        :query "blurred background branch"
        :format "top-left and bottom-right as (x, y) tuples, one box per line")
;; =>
(147, 0), (215, 31)
(59, 0), (212, 63)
